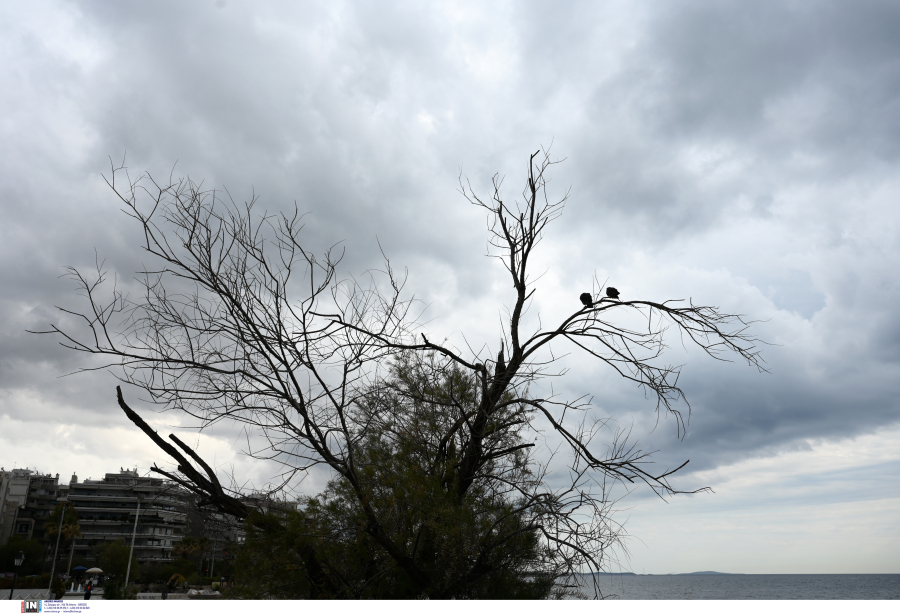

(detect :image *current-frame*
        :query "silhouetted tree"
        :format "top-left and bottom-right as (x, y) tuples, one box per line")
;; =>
(39, 149), (764, 598)
(235, 353), (571, 598)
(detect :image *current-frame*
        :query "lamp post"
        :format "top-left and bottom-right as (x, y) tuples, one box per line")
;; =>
(124, 494), (142, 589)
(7, 551), (24, 600)
(48, 501), (68, 593)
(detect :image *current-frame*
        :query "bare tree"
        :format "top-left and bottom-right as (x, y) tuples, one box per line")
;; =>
(36, 150), (764, 598)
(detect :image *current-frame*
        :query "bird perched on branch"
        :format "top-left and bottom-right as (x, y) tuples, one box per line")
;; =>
(495, 341), (506, 378)
(579, 292), (593, 307)
(605, 287), (620, 300)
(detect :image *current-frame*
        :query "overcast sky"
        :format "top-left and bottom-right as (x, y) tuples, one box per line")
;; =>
(1, 0), (898, 575)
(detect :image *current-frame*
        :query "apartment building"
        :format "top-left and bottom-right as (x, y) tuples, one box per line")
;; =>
(0, 468), (63, 547)
(0, 468), (30, 545)
(66, 469), (188, 565)
(5, 465), (262, 576)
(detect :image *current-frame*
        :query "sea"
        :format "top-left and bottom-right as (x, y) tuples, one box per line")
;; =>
(575, 573), (900, 600)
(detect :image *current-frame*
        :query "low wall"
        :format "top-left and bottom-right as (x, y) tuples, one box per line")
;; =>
(137, 592), (190, 600)
(8, 589), (51, 600)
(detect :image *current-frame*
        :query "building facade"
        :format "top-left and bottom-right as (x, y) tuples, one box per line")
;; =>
(4, 465), (263, 577)
(0, 468), (63, 547)
(66, 469), (188, 565)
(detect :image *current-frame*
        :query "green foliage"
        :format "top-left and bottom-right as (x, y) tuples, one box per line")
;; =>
(208, 557), (234, 578)
(234, 356), (563, 599)
(101, 579), (138, 600)
(173, 536), (199, 559)
(51, 576), (66, 599)
(45, 503), (80, 540)
(173, 536), (218, 575)
(161, 557), (195, 581)
(0, 537), (46, 575)
(101, 581), (123, 600)
(138, 562), (162, 585)
(0, 573), (51, 591)
(94, 539), (137, 580)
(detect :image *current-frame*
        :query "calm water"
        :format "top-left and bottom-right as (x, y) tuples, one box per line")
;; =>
(576, 574), (900, 600)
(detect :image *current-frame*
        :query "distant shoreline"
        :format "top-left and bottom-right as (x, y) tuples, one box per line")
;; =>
(584, 571), (742, 576)
(575, 573), (900, 599)
(582, 571), (899, 576)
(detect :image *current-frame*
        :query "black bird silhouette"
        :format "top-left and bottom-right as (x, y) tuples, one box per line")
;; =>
(579, 292), (593, 307)
(495, 341), (505, 377)
(605, 287), (620, 300)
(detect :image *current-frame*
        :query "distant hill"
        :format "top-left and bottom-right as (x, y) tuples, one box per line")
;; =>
(676, 571), (740, 575)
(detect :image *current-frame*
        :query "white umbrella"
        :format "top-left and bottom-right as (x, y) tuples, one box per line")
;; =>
(86, 568), (103, 574)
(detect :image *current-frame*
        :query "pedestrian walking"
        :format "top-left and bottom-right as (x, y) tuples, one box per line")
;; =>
(84, 582), (92, 600)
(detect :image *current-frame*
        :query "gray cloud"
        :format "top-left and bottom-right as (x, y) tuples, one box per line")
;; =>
(1, 0), (898, 521)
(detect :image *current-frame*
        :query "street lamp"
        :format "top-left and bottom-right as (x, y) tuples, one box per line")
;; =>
(7, 551), (24, 600)
(48, 501), (68, 594)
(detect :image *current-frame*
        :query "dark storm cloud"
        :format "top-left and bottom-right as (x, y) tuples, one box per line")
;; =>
(1, 0), (898, 493)
(641, 1), (900, 152)
(512, 0), (900, 482)
(551, 0), (900, 242)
